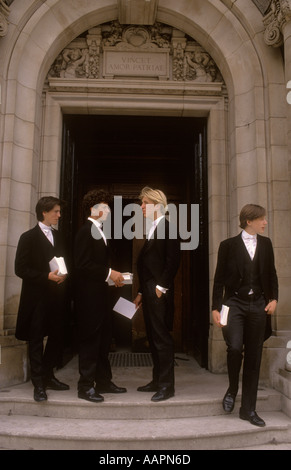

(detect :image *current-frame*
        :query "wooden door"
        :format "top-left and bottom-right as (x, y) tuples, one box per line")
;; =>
(60, 114), (209, 363)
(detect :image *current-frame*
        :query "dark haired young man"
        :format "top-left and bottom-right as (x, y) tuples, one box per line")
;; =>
(74, 189), (126, 403)
(212, 204), (278, 427)
(15, 196), (69, 402)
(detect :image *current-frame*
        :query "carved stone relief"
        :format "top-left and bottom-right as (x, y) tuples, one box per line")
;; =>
(47, 21), (223, 83)
(0, 0), (10, 37)
(263, 0), (291, 46)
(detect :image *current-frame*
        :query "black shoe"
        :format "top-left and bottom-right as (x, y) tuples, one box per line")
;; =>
(78, 387), (104, 403)
(137, 381), (158, 392)
(151, 387), (174, 402)
(239, 409), (266, 427)
(96, 382), (127, 394)
(45, 376), (70, 391)
(222, 390), (236, 413)
(34, 386), (47, 402)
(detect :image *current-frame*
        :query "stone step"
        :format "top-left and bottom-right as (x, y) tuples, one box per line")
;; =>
(0, 355), (282, 420)
(0, 411), (290, 450)
(1, 355), (291, 450)
(0, 386), (282, 421)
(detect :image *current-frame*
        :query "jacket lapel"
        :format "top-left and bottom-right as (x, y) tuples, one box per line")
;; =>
(144, 217), (166, 251)
(257, 234), (265, 275)
(234, 233), (245, 278)
(35, 225), (56, 261)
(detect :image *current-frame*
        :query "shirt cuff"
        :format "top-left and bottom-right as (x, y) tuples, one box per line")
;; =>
(156, 285), (168, 294)
(106, 268), (111, 282)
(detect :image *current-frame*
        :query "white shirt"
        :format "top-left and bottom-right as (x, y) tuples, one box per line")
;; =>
(147, 215), (164, 240)
(39, 221), (54, 245)
(88, 217), (111, 281)
(88, 217), (107, 245)
(241, 230), (257, 295)
(241, 230), (257, 260)
(147, 215), (167, 294)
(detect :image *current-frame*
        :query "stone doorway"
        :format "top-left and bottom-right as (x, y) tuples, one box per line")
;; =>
(60, 114), (209, 367)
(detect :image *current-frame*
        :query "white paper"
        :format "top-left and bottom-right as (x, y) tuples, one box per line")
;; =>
(49, 256), (68, 276)
(220, 304), (229, 326)
(108, 272), (133, 286)
(113, 297), (138, 320)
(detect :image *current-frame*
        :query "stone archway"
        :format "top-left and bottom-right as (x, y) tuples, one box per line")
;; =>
(0, 0), (288, 386)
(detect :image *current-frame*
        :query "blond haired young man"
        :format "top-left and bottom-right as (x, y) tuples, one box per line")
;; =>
(134, 187), (180, 402)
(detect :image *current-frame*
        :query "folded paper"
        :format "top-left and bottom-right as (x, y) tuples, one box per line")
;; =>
(49, 256), (68, 276)
(113, 297), (138, 320)
(220, 304), (229, 326)
(108, 272), (133, 286)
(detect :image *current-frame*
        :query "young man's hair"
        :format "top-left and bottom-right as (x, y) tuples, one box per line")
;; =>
(239, 204), (266, 229)
(139, 186), (168, 212)
(35, 196), (63, 222)
(82, 189), (112, 217)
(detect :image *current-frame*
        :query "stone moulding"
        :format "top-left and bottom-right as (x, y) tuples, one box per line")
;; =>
(47, 78), (225, 97)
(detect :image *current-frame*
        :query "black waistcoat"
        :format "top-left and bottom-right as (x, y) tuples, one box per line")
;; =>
(237, 246), (262, 299)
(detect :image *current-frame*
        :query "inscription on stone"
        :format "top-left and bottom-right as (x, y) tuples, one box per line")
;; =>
(103, 50), (169, 79)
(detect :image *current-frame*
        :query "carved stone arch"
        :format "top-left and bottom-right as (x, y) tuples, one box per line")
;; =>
(1, 0), (288, 385)
(46, 20), (224, 84)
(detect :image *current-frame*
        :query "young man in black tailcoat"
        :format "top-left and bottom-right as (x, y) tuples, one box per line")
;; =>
(212, 204), (278, 427)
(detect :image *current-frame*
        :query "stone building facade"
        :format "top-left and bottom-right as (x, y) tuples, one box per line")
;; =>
(0, 1), (291, 412)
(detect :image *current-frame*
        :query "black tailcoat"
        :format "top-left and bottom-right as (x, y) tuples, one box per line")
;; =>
(212, 233), (278, 339)
(15, 225), (66, 341)
(74, 220), (111, 340)
(137, 217), (181, 330)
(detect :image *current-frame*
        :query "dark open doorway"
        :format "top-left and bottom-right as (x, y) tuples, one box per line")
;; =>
(60, 114), (209, 368)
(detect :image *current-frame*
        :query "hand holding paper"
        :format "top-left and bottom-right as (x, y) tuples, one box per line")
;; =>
(108, 272), (133, 286)
(49, 257), (68, 276)
(49, 257), (68, 284)
(113, 297), (139, 320)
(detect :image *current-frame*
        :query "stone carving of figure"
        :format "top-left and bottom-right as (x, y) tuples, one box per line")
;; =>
(185, 50), (212, 82)
(185, 49), (221, 82)
(60, 48), (87, 78)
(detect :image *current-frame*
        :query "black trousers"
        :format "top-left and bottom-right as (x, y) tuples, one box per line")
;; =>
(28, 296), (65, 387)
(142, 279), (175, 391)
(222, 295), (267, 412)
(78, 310), (113, 392)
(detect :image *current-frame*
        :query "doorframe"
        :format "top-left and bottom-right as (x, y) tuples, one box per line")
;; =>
(60, 114), (209, 364)
(42, 80), (228, 368)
